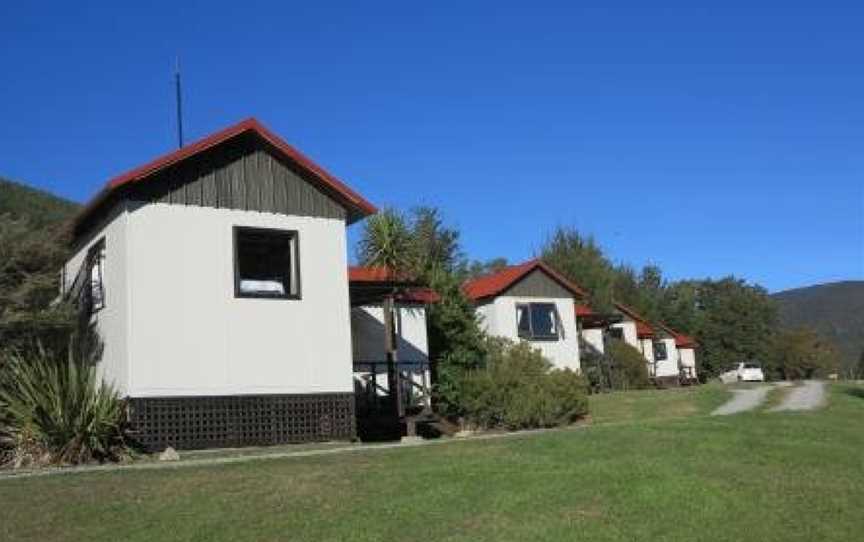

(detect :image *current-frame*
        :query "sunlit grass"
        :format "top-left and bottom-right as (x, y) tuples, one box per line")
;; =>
(1, 383), (861, 541)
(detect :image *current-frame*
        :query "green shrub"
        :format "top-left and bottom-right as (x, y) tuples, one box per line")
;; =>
(427, 271), (488, 417)
(457, 338), (588, 430)
(606, 339), (652, 390)
(0, 345), (129, 468)
(579, 339), (652, 392)
(579, 350), (607, 393)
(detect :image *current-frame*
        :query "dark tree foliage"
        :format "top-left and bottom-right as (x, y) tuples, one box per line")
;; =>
(612, 264), (667, 322)
(356, 206), (488, 413)
(689, 277), (778, 378)
(539, 227), (616, 311)
(410, 206), (463, 277)
(405, 209), (486, 412)
(611, 265), (641, 309)
(658, 281), (702, 335)
(635, 265), (665, 322)
(857, 349), (864, 379)
(426, 271), (488, 413)
(0, 214), (76, 354)
(769, 327), (841, 380)
(0, 179), (79, 359)
(357, 206), (463, 280)
(356, 207), (417, 274)
(458, 258), (510, 282)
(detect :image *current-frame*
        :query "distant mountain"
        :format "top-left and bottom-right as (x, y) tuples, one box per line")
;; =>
(0, 176), (79, 227)
(773, 281), (864, 372)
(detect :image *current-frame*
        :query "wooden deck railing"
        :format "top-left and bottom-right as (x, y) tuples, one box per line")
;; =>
(352, 360), (432, 416)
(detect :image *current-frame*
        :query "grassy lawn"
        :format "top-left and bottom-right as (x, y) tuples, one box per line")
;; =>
(588, 381), (730, 423)
(2, 383), (862, 541)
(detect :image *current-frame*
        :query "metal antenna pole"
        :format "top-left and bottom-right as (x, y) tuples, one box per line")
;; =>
(175, 57), (184, 148)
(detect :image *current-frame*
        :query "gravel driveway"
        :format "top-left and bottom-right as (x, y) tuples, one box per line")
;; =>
(770, 380), (826, 412)
(711, 385), (774, 416)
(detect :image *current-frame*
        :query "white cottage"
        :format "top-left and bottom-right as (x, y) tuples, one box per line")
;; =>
(612, 303), (656, 360)
(62, 118), (378, 450)
(663, 324), (699, 383)
(613, 304), (677, 383)
(463, 260), (584, 371)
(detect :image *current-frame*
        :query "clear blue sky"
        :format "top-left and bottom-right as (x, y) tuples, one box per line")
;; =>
(2, 1), (862, 292)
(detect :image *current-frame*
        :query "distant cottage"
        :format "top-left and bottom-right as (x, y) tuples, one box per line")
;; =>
(462, 259), (699, 386)
(462, 260), (585, 371)
(575, 302), (699, 385)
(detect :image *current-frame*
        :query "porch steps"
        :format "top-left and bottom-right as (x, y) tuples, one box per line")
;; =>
(411, 410), (460, 439)
(356, 411), (459, 442)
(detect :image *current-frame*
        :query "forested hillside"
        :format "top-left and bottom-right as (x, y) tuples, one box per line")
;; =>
(773, 281), (864, 372)
(0, 176), (79, 350)
(0, 176), (78, 226)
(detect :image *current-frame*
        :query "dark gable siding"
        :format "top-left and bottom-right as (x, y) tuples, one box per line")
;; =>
(130, 134), (347, 221)
(504, 269), (575, 299)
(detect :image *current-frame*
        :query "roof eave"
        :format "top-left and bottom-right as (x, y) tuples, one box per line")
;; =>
(71, 117), (377, 239)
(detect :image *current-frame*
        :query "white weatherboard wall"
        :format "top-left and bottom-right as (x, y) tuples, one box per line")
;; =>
(639, 338), (655, 365)
(653, 337), (680, 378)
(123, 202), (353, 397)
(350, 304), (430, 403)
(351, 304), (429, 362)
(611, 321), (639, 350)
(476, 296), (580, 371)
(679, 348), (697, 378)
(63, 206), (131, 395)
(580, 327), (605, 355)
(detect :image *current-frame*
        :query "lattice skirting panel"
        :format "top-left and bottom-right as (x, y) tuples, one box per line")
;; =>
(127, 393), (356, 451)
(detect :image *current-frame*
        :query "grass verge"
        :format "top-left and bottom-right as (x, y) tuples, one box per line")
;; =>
(587, 381), (729, 424)
(1, 383), (860, 542)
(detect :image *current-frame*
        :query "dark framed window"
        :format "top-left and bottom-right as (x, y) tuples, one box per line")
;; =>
(87, 239), (106, 313)
(516, 302), (562, 341)
(233, 227), (300, 299)
(653, 340), (668, 361)
(609, 327), (624, 341)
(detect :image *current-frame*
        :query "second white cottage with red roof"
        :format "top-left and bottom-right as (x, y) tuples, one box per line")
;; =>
(462, 260), (585, 371)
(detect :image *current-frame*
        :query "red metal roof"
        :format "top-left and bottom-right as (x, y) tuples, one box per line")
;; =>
(613, 309), (699, 347)
(655, 322), (699, 349)
(614, 303), (655, 338)
(462, 259), (586, 301)
(348, 266), (404, 283)
(396, 288), (441, 304)
(674, 333), (698, 349)
(74, 118), (377, 233)
(635, 321), (654, 338)
(347, 266), (440, 303)
(575, 304), (595, 317)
